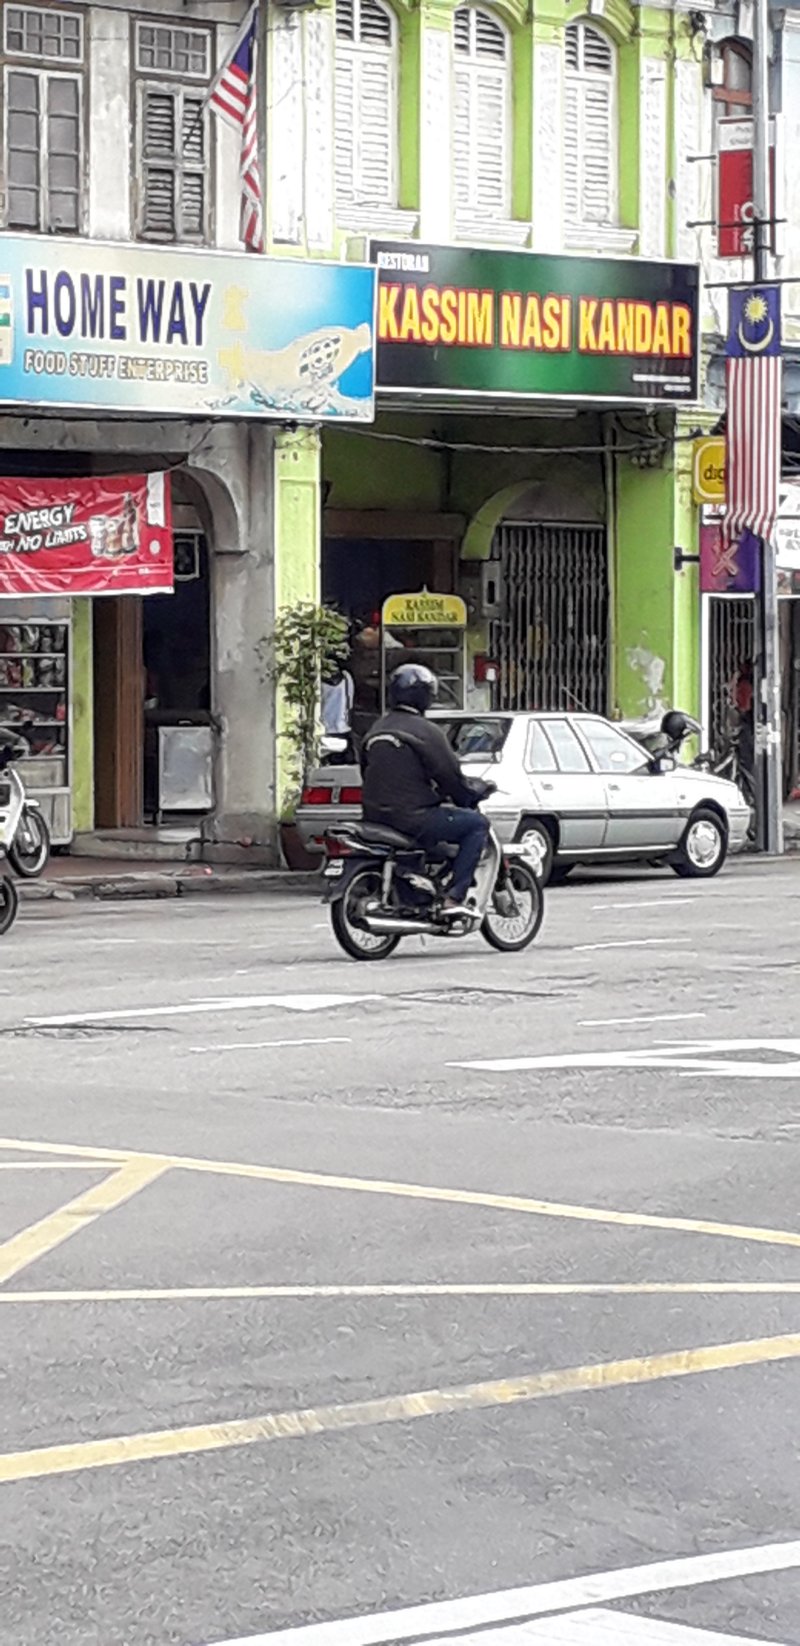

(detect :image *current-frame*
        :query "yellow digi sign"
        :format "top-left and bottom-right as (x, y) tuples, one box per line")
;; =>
(692, 437), (726, 505)
(382, 591), (468, 627)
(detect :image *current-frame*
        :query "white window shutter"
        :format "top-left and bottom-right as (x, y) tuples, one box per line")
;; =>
(335, 51), (357, 202)
(563, 19), (616, 227)
(452, 9), (509, 218)
(334, 0), (396, 207)
(453, 66), (472, 208)
(474, 67), (506, 211)
(581, 80), (612, 221)
(563, 80), (580, 224)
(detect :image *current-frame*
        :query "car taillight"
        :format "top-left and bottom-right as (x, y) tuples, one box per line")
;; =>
(325, 837), (352, 857)
(301, 786), (333, 805)
(339, 787), (362, 804)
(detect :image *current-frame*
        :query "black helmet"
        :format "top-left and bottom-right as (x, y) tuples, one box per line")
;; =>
(388, 663), (439, 714)
(661, 709), (695, 747)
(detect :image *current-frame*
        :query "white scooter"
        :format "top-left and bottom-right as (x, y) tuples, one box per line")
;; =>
(0, 733), (51, 879)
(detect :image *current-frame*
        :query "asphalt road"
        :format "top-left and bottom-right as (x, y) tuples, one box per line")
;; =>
(3, 859), (800, 1646)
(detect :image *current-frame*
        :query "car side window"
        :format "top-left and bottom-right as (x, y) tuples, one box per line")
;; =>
(525, 722), (559, 772)
(578, 721), (647, 774)
(545, 719), (591, 773)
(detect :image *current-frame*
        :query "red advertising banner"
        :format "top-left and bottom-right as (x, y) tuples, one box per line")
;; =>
(0, 473), (173, 597)
(717, 117), (777, 259)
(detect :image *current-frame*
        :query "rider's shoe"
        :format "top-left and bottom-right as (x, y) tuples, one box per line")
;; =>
(441, 897), (472, 919)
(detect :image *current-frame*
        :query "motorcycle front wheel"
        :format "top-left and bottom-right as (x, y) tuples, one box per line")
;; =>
(0, 873), (19, 936)
(482, 860), (544, 953)
(9, 806), (50, 878)
(330, 867), (401, 961)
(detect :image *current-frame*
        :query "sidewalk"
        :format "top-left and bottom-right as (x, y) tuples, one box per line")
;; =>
(20, 855), (321, 903)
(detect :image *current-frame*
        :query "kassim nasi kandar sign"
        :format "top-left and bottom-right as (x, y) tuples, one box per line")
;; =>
(370, 241), (699, 404)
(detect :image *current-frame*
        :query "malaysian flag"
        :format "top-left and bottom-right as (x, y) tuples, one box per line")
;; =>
(209, 4), (263, 252)
(724, 285), (783, 546)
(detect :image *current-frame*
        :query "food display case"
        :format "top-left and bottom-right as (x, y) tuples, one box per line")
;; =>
(0, 602), (72, 843)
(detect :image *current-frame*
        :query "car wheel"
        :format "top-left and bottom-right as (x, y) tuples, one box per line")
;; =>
(672, 807), (728, 879)
(514, 820), (554, 885)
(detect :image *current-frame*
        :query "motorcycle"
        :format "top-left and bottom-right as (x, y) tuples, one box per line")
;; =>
(0, 734), (51, 878)
(323, 792), (544, 962)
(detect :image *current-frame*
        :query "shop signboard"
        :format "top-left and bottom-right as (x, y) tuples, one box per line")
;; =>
(382, 592), (467, 627)
(0, 234), (376, 422)
(700, 518), (760, 594)
(692, 437), (726, 505)
(717, 117), (779, 260)
(370, 241), (699, 404)
(0, 473), (174, 597)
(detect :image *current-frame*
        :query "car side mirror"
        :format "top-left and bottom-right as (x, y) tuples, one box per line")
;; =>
(651, 753), (676, 774)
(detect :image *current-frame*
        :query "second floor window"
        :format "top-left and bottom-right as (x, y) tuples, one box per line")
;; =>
(2, 4), (84, 233)
(134, 20), (212, 243)
(564, 20), (617, 228)
(335, 0), (397, 208)
(453, 7), (510, 218)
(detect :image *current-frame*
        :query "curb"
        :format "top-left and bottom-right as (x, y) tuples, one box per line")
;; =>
(20, 869), (322, 904)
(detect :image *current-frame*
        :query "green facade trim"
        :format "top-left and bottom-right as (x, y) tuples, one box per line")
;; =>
(71, 596), (93, 836)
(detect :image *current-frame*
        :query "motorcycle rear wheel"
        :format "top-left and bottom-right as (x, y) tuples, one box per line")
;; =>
(482, 861), (544, 952)
(0, 873), (19, 936)
(330, 867), (402, 961)
(9, 806), (50, 878)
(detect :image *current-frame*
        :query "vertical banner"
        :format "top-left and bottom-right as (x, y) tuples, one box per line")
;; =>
(717, 117), (778, 259)
(724, 285), (782, 547)
(0, 473), (174, 597)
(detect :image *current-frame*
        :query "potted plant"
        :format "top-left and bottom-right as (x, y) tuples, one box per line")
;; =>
(271, 600), (350, 869)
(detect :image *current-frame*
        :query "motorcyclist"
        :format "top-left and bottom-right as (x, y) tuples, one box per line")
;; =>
(361, 663), (491, 916)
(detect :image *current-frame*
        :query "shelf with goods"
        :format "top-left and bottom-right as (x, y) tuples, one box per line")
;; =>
(0, 616), (72, 842)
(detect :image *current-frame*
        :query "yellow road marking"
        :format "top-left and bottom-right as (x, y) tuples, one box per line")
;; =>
(0, 1135), (799, 1251)
(3, 1330), (800, 1484)
(4, 1281), (800, 1303)
(0, 1159), (169, 1285)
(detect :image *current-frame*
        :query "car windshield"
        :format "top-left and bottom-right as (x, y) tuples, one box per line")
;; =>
(436, 717), (511, 759)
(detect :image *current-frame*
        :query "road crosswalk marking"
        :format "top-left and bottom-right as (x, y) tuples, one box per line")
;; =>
(409, 1613), (789, 1644)
(26, 993), (382, 1028)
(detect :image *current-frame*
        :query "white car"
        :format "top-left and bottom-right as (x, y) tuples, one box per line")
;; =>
(296, 710), (751, 885)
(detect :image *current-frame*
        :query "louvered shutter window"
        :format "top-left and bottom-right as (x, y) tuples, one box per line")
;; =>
(453, 8), (509, 217)
(563, 21), (616, 226)
(335, 0), (396, 206)
(139, 86), (208, 242)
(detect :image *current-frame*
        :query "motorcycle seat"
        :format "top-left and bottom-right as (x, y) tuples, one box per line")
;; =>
(357, 822), (418, 849)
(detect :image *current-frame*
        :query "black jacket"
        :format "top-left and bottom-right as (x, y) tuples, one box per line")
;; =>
(362, 708), (478, 826)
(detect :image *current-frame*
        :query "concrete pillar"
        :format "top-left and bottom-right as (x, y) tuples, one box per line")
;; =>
(530, 3), (563, 252)
(88, 7), (130, 237)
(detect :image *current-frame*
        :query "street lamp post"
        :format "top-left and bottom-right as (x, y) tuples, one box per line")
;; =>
(752, 0), (783, 855)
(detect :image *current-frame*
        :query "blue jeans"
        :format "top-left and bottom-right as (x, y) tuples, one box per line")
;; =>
(411, 806), (490, 901)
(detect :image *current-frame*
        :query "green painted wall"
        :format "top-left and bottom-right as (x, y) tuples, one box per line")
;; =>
(71, 597), (93, 835)
(613, 438), (700, 723)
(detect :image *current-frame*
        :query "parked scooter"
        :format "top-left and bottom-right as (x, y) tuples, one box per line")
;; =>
(0, 734), (50, 878)
(323, 787), (544, 961)
(0, 744), (23, 935)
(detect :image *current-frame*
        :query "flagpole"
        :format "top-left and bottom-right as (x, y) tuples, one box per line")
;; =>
(752, 0), (783, 855)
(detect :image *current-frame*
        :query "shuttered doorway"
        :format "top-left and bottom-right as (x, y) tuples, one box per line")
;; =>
(489, 522), (609, 713)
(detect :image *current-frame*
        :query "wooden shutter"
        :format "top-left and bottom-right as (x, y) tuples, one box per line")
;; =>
(334, 50), (357, 201)
(453, 8), (508, 217)
(141, 88), (178, 238)
(563, 21), (615, 226)
(335, 0), (395, 205)
(358, 52), (393, 203)
(140, 86), (206, 241)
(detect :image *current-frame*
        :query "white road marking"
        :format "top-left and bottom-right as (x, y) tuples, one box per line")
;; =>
(590, 899), (694, 911)
(9, 1279), (800, 1303)
(459, 1611), (786, 1644)
(188, 1037), (352, 1054)
(572, 939), (689, 952)
(452, 1038), (800, 1079)
(0, 1162), (109, 1171)
(27, 994), (382, 1028)
(578, 1013), (706, 1029)
(205, 1538), (800, 1645)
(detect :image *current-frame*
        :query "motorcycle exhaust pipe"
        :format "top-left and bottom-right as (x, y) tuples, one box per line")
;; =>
(364, 915), (434, 935)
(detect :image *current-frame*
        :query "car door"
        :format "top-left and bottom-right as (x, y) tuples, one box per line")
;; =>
(575, 718), (682, 850)
(529, 717), (608, 851)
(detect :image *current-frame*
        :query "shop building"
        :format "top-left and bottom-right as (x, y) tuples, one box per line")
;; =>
(268, 0), (713, 736)
(0, 0), (375, 857)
